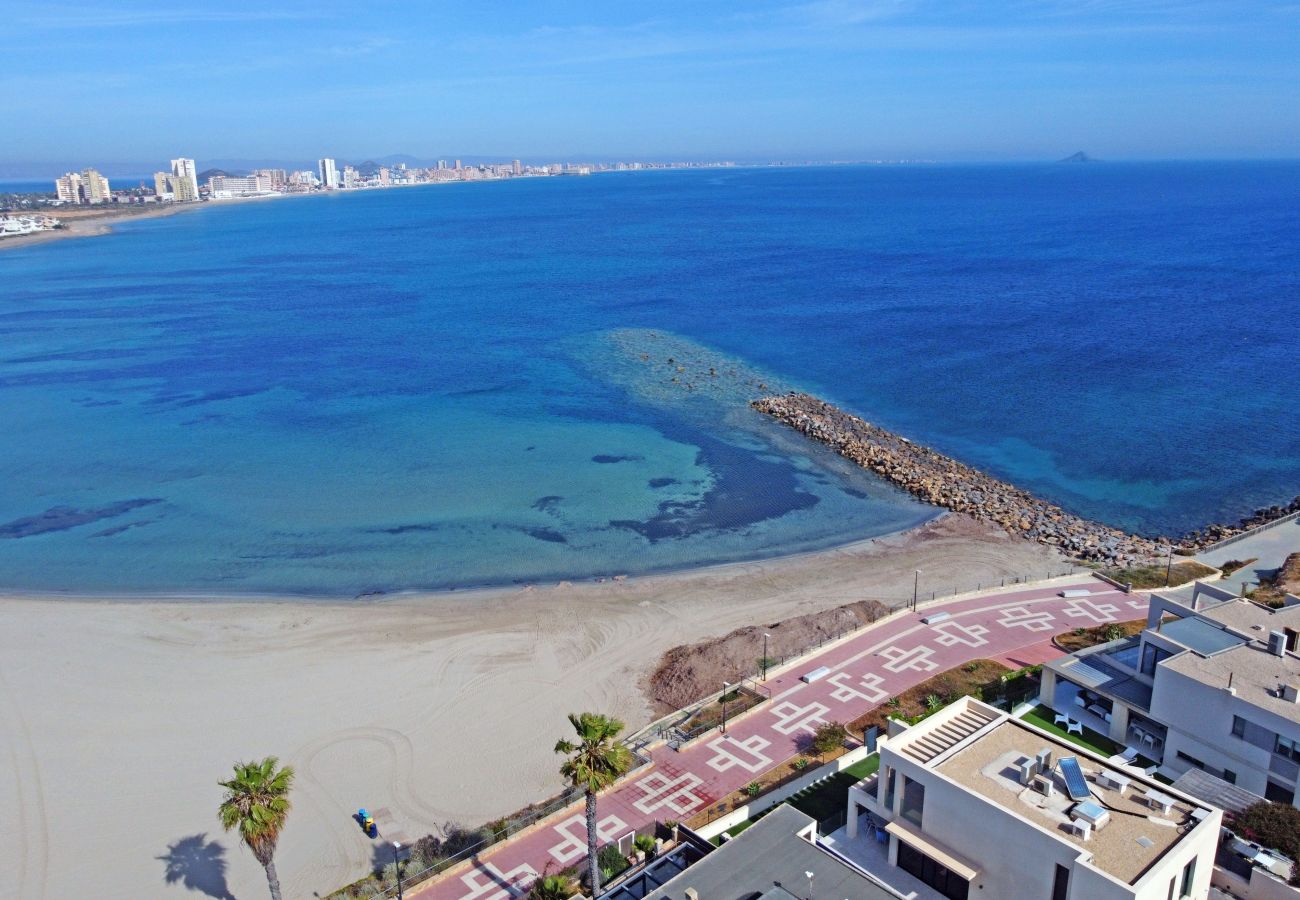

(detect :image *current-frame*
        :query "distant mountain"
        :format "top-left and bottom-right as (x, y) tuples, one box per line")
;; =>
(197, 168), (232, 182)
(1059, 151), (1097, 163)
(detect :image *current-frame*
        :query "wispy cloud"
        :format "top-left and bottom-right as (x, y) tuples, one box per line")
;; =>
(15, 5), (315, 29)
(326, 37), (401, 57)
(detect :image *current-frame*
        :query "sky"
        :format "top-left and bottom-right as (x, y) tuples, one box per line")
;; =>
(1, 0), (1297, 172)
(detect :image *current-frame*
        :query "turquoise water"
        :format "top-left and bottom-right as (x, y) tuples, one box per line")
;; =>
(1, 164), (1297, 594)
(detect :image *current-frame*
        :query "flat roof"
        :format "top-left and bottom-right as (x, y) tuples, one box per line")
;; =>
(934, 718), (1209, 885)
(1196, 597), (1300, 635)
(1158, 616), (1248, 655)
(1161, 640), (1300, 720)
(644, 805), (898, 900)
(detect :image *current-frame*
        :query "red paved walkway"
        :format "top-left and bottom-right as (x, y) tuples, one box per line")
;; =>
(411, 578), (1147, 899)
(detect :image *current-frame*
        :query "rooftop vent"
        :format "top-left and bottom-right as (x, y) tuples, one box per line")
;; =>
(1137, 836), (1155, 849)
(1282, 683), (1299, 703)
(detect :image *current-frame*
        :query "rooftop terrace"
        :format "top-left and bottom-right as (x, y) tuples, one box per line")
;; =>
(932, 716), (1209, 884)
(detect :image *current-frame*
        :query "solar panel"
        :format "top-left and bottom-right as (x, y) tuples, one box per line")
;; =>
(1058, 757), (1091, 801)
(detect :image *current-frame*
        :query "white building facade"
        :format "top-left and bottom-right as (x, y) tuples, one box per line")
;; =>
(845, 699), (1221, 900)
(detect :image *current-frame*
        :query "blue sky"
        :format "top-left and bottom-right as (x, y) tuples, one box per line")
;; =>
(2, 0), (1297, 169)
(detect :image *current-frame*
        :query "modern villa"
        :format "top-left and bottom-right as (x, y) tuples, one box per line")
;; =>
(1040, 582), (1300, 808)
(841, 698), (1221, 900)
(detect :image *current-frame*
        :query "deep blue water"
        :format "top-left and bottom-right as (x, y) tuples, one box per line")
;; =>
(1, 163), (1297, 594)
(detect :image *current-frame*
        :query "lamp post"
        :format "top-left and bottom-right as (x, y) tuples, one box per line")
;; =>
(912, 570), (920, 611)
(805, 869), (815, 900)
(721, 681), (730, 734)
(392, 841), (404, 900)
(1164, 545), (1174, 587)
(762, 632), (771, 681)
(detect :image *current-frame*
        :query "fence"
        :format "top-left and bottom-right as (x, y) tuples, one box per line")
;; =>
(339, 565), (1088, 898)
(626, 565), (1086, 753)
(1197, 509), (1300, 554)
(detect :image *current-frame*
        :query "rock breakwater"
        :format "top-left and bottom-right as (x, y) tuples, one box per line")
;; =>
(753, 392), (1299, 565)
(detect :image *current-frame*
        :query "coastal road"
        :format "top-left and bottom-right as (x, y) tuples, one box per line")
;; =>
(408, 578), (1147, 899)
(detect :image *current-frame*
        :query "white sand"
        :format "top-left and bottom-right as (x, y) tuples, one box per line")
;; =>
(0, 515), (1065, 900)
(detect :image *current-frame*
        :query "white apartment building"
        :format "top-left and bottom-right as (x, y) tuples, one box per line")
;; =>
(55, 171), (83, 203)
(1042, 583), (1300, 808)
(845, 698), (1221, 900)
(207, 174), (273, 197)
(318, 157), (340, 189)
(170, 158), (199, 201)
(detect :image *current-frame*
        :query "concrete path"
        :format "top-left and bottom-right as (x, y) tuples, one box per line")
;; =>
(1196, 516), (1300, 595)
(409, 578), (1147, 899)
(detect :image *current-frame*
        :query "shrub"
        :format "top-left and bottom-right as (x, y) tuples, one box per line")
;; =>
(811, 721), (849, 754)
(1234, 802), (1300, 885)
(745, 781), (761, 797)
(597, 843), (630, 881)
(924, 694), (943, 712)
(793, 757), (810, 771)
(634, 833), (657, 856)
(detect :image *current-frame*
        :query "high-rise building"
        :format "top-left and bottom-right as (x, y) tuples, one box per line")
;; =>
(512, 159), (522, 176)
(437, 159), (447, 170)
(454, 159), (462, 170)
(170, 158), (199, 201)
(252, 168), (287, 190)
(55, 172), (83, 203)
(80, 168), (111, 203)
(153, 172), (174, 199)
(318, 158), (340, 189)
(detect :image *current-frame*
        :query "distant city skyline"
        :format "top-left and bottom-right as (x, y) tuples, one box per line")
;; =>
(2, 0), (1298, 168)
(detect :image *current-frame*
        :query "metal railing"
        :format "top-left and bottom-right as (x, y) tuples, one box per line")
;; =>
(334, 564), (1087, 898)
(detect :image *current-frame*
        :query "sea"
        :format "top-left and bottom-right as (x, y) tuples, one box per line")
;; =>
(1, 162), (1297, 595)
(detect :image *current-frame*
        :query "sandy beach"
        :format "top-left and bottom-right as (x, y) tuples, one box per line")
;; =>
(0, 202), (202, 252)
(0, 514), (1066, 900)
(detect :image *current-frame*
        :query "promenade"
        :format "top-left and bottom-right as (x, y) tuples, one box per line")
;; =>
(410, 577), (1148, 899)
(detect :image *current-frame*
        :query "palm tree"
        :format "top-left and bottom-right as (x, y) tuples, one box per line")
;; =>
(554, 712), (633, 896)
(217, 756), (295, 900)
(530, 873), (581, 900)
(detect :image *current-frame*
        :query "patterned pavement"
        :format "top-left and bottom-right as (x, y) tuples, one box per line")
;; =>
(410, 578), (1148, 899)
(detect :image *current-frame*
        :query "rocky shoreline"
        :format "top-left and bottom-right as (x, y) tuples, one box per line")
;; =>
(754, 392), (1300, 566)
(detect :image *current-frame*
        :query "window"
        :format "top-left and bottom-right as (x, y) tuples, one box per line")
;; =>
(1275, 736), (1300, 763)
(897, 840), (969, 900)
(1265, 780), (1296, 805)
(1052, 864), (1070, 900)
(901, 777), (926, 827)
(1141, 644), (1170, 676)
(1180, 858), (1196, 897)
(1231, 716), (1246, 738)
(1176, 751), (1205, 769)
(1222, 769), (1237, 785)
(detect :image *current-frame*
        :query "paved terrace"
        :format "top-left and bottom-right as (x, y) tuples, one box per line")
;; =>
(410, 578), (1149, 899)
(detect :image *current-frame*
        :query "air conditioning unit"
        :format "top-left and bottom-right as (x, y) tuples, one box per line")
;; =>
(1033, 774), (1055, 797)
(1268, 631), (1286, 658)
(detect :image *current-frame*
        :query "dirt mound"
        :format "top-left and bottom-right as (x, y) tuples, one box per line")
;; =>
(645, 598), (890, 715)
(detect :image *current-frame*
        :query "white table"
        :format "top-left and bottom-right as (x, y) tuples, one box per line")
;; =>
(1143, 789), (1175, 814)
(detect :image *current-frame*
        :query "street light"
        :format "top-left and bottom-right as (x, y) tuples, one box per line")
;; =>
(912, 570), (920, 611)
(392, 841), (404, 900)
(721, 681), (731, 734)
(762, 632), (772, 682)
(1164, 545), (1174, 587)
(805, 869), (815, 900)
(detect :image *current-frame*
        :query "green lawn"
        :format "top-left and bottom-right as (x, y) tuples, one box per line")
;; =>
(1020, 705), (1120, 757)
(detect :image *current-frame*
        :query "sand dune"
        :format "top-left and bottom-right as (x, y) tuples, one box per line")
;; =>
(0, 514), (1066, 900)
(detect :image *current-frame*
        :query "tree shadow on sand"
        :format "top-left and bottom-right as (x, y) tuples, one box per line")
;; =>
(157, 833), (235, 900)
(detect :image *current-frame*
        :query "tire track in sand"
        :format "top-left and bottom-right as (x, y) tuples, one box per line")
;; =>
(0, 663), (51, 899)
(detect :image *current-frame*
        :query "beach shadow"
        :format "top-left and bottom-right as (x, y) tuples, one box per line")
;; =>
(157, 833), (235, 899)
